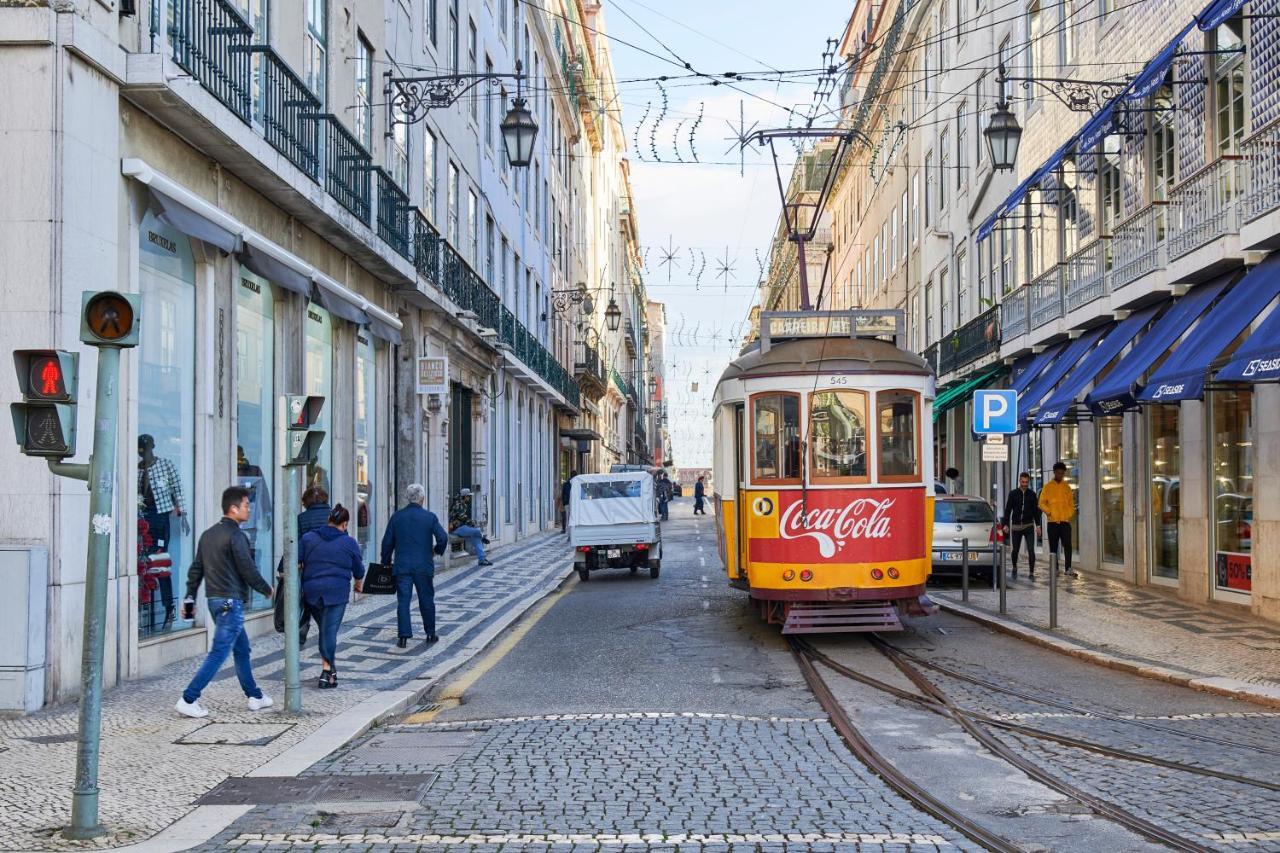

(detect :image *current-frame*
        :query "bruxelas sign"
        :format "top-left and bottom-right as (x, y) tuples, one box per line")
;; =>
(746, 488), (925, 564)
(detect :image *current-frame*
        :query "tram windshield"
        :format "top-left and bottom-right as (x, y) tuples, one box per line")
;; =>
(753, 393), (801, 481)
(809, 390), (868, 481)
(877, 390), (920, 481)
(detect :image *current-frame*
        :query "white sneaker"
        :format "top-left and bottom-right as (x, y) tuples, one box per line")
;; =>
(247, 694), (274, 712)
(175, 698), (209, 719)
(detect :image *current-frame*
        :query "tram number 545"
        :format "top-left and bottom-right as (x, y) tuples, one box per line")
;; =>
(827, 376), (849, 386)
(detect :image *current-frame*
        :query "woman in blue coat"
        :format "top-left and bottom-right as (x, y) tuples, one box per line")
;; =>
(299, 505), (365, 688)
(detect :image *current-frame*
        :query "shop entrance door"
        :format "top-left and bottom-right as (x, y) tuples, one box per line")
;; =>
(449, 383), (474, 506)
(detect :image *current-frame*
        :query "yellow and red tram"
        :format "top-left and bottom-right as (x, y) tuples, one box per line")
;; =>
(711, 311), (936, 633)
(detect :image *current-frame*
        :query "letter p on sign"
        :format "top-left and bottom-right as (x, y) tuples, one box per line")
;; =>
(974, 390), (1017, 434)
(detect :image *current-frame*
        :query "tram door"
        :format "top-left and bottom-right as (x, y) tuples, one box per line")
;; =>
(734, 403), (747, 575)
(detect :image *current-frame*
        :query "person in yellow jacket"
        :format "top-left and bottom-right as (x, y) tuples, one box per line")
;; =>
(1040, 462), (1079, 577)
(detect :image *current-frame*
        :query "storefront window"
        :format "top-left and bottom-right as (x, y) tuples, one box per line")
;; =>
(305, 304), (333, 492)
(809, 390), (867, 481)
(1098, 416), (1125, 564)
(1148, 405), (1180, 581)
(877, 390), (920, 480)
(137, 214), (196, 638)
(235, 271), (275, 613)
(1211, 388), (1253, 598)
(753, 393), (801, 481)
(1027, 429), (1043, 493)
(355, 331), (376, 561)
(1056, 424), (1080, 557)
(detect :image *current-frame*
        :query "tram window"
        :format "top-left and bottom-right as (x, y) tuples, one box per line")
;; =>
(752, 393), (801, 482)
(877, 390), (920, 481)
(809, 390), (869, 482)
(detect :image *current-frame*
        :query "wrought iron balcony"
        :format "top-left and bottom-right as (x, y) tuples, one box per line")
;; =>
(623, 318), (637, 355)
(1168, 155), (1243, 262)
(1029, 265), (1065, 330)
(414, 214), (442, 285)
(247, 46), (321, 180)
(1243, 119), (1280, 224)
(937, 306), (1000, 375)
(574, 340), (604, 383)
(1064, 239), (1110, 313)
(1001, 287), (1030, 341)
(168, 0), (254, 124)
(920, 341), (940, 375)
(321, 115), (372, 224)
(375, 168), (412, 259)
(1111, 203), (1168, 291)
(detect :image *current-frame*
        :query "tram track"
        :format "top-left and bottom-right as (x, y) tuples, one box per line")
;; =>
(792, 636), (1225, 852)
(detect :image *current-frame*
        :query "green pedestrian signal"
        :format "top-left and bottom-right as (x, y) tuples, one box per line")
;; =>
(11, 350), (79, 457)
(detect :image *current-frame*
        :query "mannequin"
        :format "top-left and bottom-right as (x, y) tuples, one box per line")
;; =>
(138, 434), (189, 629)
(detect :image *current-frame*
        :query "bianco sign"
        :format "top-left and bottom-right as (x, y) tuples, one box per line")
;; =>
(416, 357), (448, 394)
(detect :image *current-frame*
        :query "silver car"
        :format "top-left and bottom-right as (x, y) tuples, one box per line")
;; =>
(931, 496), (1000, 578)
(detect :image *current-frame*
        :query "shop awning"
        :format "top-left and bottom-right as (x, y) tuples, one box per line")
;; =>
(1034, 305), (1160, 425)
(1216, 300), (1280, 384)
(932, 366), (1004, 422)
(561, 428), (604, 442)
(1011, 343), (1064, 397)
(312, 273), (371, 326)
(239, 233), (313, 296)
(1139, 256), (1280, 403)
(124, 159), (243, 254)
(1086, 273), (1236, 414)
(1019, 327), (1107, 427)
(1197, 0), (1245, 30)
(363, 304), (403, 345)
(1128, 23), (1195, 101)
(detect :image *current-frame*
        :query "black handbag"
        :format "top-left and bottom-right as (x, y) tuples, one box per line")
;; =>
(362, 562), (396, 595)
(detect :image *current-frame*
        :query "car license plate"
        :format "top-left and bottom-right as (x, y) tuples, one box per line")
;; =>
(606, 549), (621, 559)
(939, 551), (982, 561)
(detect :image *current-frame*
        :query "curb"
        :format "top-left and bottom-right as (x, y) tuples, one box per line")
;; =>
(114, 565), (574, 853)
(936, 596), (1280, 710)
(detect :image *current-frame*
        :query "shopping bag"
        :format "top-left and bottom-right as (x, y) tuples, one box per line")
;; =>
(362, 562), (396, 595)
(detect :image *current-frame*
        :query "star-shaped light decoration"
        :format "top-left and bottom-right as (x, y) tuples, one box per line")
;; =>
(715, 247), (737, 292)
(657, 235), (681, 282)
(722, 100), (759, 177)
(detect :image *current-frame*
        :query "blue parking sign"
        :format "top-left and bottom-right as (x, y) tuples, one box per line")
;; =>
(973, 390), (1017, 434)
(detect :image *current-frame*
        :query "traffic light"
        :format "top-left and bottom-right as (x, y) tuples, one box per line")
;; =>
(11, 350), (79, 457)
(279, 395), (325, 466)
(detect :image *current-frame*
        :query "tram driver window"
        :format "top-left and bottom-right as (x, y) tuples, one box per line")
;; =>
(877, 390), (920, 481)
(753, 393), (801, 482)
(809, 390), (868, 481)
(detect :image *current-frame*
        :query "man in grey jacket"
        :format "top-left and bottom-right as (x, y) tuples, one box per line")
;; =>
(176, 486), (275, 718)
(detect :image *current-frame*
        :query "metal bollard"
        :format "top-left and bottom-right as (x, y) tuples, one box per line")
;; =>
(961, 538), (969, 602)
(1049, 550), (1059, 629)
(998, 536), (1007, 615)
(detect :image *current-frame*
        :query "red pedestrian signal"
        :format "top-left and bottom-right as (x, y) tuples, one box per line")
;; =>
(31, 355), (67, 400)
(11, 350), (79, 458)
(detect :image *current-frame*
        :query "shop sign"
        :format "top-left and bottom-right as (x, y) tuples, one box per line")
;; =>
(1215, 551), (1252, 592)
(416, 357), (448, 395)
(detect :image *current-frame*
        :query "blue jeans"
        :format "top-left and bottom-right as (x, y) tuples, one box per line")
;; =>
(396, 569), (435, 638)
(658, 499), (669, 520)
(306, 600), (347, 669)
(454, 525), (486, 561)
(182, 598), (263, 703)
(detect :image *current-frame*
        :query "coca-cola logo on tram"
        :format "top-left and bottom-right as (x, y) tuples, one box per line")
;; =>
(748, 488), (925, 564)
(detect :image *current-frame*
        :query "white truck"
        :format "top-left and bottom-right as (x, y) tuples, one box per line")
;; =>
(568, 472), (662, 581)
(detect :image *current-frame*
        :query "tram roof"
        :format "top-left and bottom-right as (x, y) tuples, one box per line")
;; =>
(718, 336), (931, 385)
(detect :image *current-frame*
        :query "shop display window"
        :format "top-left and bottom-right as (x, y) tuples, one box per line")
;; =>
(1148, 405), (1180, 582)
(1098, 416), (1125, 564)
(1055, 424), (1081, 557)
(304, 303), (333, 493)
(236, 271), (276, 612)
(137, 214), (196, 638)
(1211, 388), (1253, 597)
(355, 331), (377, 562)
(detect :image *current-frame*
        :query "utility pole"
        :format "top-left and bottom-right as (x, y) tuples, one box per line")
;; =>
(278, 395), (325, 713)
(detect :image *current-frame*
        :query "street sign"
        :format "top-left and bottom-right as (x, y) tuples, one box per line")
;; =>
(973, 389), (1017, 434)
(982, 442), (1009, 462)
(985, 433), (1006, 445)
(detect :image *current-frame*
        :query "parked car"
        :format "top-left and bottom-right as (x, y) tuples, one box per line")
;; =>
(672, 482), (683, 497)
(931, 495), (1000, 579)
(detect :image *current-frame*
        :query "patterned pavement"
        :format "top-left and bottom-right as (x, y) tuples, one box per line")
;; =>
(0, 532), (571, 851)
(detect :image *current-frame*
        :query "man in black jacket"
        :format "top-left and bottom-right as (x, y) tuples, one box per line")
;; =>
(176, 486), (275, 718)
(1002, 472), (1043, 579)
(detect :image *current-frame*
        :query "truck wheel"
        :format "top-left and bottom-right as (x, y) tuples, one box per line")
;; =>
(629, 566), (638, 575)
(577, 567), (590, 582)
(650, 563), (661, 579)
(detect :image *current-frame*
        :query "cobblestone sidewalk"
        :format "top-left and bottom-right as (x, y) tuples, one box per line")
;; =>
(931, 569), (1280, 699)
(0, 533), (571, 852)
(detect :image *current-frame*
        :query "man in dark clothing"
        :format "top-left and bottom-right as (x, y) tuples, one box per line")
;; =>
(1002, 472), (1043, 579)
(176, 486), (274, 718)
(656, 473), (673, 521)
(693, 476), (707, 515)
(560, 472), (576, 534)
(381, 483), (449, 647)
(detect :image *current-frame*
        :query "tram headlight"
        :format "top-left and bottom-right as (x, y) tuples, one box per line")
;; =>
(799, 569), (813, 582)
(782, 569), (795, 581)
(870, 568), (884, 580)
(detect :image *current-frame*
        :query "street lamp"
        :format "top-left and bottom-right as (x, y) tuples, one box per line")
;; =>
(605, 297), (622, 332)
(648, 375), (658, 396)
(500, 98), (538, 168)
(984, 97), (1022, 172)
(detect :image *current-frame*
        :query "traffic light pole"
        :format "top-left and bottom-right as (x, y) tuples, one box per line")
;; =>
(282, 463), (301, 713)
(63, 345), (121, 840)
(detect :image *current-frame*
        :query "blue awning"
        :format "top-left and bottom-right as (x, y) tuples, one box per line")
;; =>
(1019, 328), (1106, 428)
(1139, 256), (1280, 403)
(1127, 24), (1194, 101)
(1197, 0), (1245, 30)
(1214, 281), (1280, 384)
(1010, 343), (1064, 397)
(1086, 274), (1236, 414)
(1034, 306), (1160, 425)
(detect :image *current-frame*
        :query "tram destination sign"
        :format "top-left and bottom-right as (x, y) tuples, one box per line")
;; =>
(759, 310), (903, 352)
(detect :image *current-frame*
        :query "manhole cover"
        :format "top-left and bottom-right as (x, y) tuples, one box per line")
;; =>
(176, 722), (294, 746)
(349, 730), (479, 767)
(21, 733), (77, 745)
(196, 774), (436, 805)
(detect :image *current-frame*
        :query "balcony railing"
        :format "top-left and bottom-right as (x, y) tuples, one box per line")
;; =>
(169, 0), (253, 124)
(1111, 203), (1168, 290)
(623, 318), (637, 354)
(1243, 119), (1280, 224)
(1168, 155), (1243, 261)
(1001, 288), (1030, 341)
(574, 340), (604, 383)
(247, 46), (321, 180)
(1029, 265), (1065, 330)
(322, 115), (372, 224)
(414, 214), (442, 284)
(1064, 239), (1109, 313)
(937, 306), (1000, 375)
(375, 169), (412, 259)
(921, 341), (940, 374)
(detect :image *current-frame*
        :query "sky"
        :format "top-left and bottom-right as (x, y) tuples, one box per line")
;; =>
(601, 0), (854, 468)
